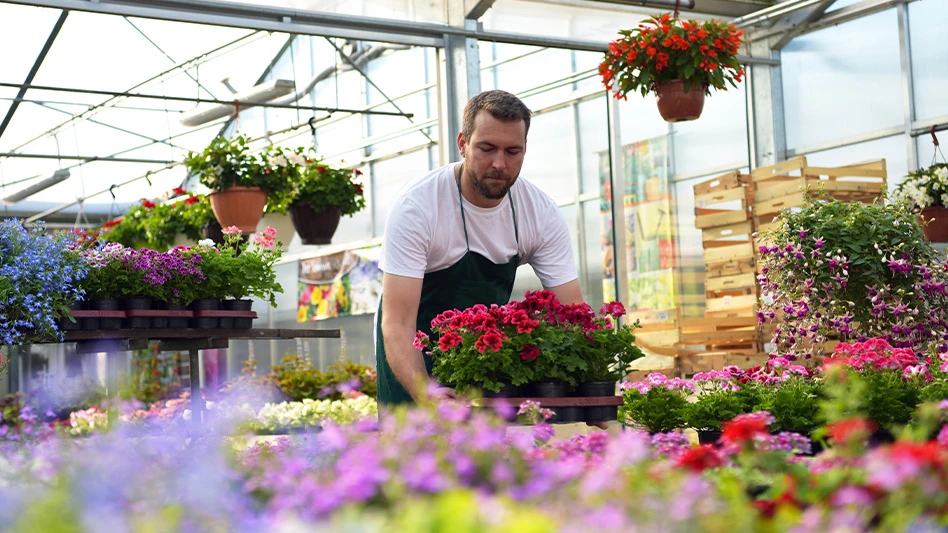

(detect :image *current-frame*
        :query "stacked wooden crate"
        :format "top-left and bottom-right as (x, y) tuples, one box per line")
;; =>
(694, 170), (759, 319)
(751, 156), (887, 235)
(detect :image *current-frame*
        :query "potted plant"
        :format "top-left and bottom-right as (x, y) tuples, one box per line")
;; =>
(891, 163), (948, 242)
(101, 190), (215, 250)
(757, 197), (948, 358)
(618, 372), (692, 433)
(599, 13), (745, 122)
(577, 301), (645, 422)
(286, 159), (367, 245)
(0, 220), (88, 345)
(185, 134), (268, 234)
(685, 370), (748, 442)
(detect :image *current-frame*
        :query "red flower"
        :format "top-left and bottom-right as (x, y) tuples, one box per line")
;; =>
(103, 218), (122, 228)
(721, 413), (771, 445)
(646, 46), (657, 57)
(353, 184), (364, 195)
(141, 199), (156, 209)
(172, 187), (187, 196)
(474, 331), (504, 353)
(354, 169), (363, 176)
(520, 344), (540, 361)
(183, 196), (200, 205)
(438, 332), (463, 351)
(826, 418), (876, 445)
(675, 444), (723, 473)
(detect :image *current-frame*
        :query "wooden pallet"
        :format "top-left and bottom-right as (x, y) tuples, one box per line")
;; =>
(694, 170), (754, 230)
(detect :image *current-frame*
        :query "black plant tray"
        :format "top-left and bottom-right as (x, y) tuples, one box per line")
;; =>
(476, 396), (623, 407)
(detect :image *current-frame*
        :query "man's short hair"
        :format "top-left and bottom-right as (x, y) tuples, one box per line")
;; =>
(461, 90), (532, 141)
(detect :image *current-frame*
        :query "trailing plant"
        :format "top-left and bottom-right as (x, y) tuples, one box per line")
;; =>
(891, 163), (948, 210)
(290, 159), (367, 216)
(757, 196), (948, 357)
(0, 220), (87, 347)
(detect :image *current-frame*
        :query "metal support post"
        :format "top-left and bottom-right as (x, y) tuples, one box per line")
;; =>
(189, 348), (202, 434)
(606, 94), (629, 314)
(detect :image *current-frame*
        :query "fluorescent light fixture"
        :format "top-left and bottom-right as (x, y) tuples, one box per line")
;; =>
(2, 169), (71, 205)
(179, 79), (296, 127)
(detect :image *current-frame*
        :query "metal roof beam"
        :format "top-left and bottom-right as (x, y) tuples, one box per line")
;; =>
(0, 10), (68, 141)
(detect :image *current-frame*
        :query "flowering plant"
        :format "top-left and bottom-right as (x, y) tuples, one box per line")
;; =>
(80, 243), (206, 304)
(101, 189), (213, 250)
(822, 339), (923, 430)
(757, 197), (948, 357)
(0, 220), (87, 346)
(190, 227), (283, 306)
(684, 370), (748, 431)
(250, 396), (378, 432)
(599, 14), (745, 99)
(184, 134), (259, 192)
(289, 159), (367, 216)
(419, 291), (644, 393)
(619, 372), (693, 433)
(270, 354), (377, 401)
(891, 163), (948, 210)
(251, 144), (307, 214)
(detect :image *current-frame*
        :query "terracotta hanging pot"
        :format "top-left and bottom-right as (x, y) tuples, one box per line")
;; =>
(654, 79), (705, 123)
(920, 206), (948, 242)
(208, 186), (268, 234)
(289, 202), (342, 245)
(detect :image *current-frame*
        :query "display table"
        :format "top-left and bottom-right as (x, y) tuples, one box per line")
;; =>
(475, 396), (623, 407)
(62, 328), (342, 433)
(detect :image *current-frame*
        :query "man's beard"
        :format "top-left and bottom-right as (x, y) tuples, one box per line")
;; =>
(469, 167), (514, 200)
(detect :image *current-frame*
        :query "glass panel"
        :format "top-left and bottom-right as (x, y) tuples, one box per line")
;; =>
(672, 83), (749, 178)
(782, 9), (902, 149)
(909, 0), (948, 120)
(509, 203), (578, 301)
(371, 148), (432, 237)
(520, 107), (577, 200)
(577, 95), (609, 196)
(223, 0), (446, 24)
(918, 134), (948, 172)
(0, 4), (63, 82)
(581, 199), (606, 313)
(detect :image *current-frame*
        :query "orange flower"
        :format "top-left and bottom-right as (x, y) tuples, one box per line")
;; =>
(646, 46), (657, 57)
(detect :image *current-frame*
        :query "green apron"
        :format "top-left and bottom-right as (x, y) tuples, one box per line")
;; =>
(375, 165), (521, 405)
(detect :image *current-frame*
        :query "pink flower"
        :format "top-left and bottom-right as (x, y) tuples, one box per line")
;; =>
(253, 234), (275, 249)
(437, 332), (463, 351)
(264, 226), (277, 238)
(599, 301), (626, 318)
(412, 331), (429, 351)
(520, 344), (540, 361)
(222, 226), (242, 235)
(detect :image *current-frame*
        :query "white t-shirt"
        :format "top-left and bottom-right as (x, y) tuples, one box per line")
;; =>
(379, 163), (577, 288)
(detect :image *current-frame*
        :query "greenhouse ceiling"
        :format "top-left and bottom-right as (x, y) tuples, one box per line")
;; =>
(0, 0), (860, 225)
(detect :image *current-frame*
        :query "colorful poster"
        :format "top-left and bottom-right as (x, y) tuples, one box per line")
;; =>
(297, 246), (383, 322)
(599, 137), (678, 324)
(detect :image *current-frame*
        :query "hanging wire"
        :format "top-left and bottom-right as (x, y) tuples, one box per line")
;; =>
(931, 125), (946, 166)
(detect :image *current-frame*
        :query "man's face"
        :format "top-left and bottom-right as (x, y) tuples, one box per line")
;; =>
(458, 110), (527, 201)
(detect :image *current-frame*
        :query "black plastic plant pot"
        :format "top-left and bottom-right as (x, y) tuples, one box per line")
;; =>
(58, 315), (80, 331)
(551, 406), (584, 424)
(191, 317), (219, 329)
(528, 381), (569, 398)
(99, 317), (122, 330)
(162, 302), (188, 329)
(126, 316), (151, 329)
(189, 298), (221, 329)
(483, 383), (522, 398)
(90, 298), (120, 311)
(81, 317), (100, 331)
(223, 299), (253, 311)
(218, 317), (235, 329)
(578, 381), (617, 422)
(697, 430), (722, 445)
(121, 297), (152, 310)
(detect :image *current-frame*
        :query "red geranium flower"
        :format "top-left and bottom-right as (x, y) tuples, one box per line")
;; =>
(826, 417), (876, 445)
(675, 444), (723, 473)
(721, 412), (772, 445)
(520, 344), (540, 361)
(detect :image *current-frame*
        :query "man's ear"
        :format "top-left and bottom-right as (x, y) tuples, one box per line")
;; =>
(457, 131), (466, 158)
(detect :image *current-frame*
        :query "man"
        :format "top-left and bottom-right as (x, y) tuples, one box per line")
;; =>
(375, 89), (584, 405)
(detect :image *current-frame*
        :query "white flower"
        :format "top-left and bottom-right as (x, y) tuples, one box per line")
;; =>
(268, 155), (288, 168)
(287, 152), (306, 166)
(198, 239), (215, 247)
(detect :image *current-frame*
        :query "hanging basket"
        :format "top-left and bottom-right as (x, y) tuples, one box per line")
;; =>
(289, 202), (342, 246)
(654, 80), (706, 123)
(208, 186), (267, 234)
(920, 206), (948, 242)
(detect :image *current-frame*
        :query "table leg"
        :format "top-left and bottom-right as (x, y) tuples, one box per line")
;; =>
(189, 348), (202, 434)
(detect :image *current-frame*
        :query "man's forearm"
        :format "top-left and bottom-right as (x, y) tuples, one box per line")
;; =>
(382, 325), (431, 400)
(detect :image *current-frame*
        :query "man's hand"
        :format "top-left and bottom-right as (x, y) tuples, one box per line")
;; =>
(381, 273), (430, 400)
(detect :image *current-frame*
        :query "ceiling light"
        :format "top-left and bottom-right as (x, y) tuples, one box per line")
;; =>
(2, 169), (71, 205)
(178, 79), (296, 127)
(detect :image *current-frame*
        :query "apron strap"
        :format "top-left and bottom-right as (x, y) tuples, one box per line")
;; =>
(456, 163), (471, 250)
(457, 162), (520, 248)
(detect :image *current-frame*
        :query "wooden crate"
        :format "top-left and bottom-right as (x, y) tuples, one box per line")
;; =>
(694, 170), (753, 230)
(752, 156), (887, 230)
(677, 352), (770, 376)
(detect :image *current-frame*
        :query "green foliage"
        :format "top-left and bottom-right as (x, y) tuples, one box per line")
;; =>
(184, 134), (259, 192)
(101, 193), (213, 251)
(754, 376), (824, 435)
(819, 364), (920, 432)
(189, 231), (283, 306)
(579, 318), (646, 383)
(686, 388), (748, 431)
(270, 354), (377, 401)
(620, 387), (690, 433)
(291, 161), (367, 217)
